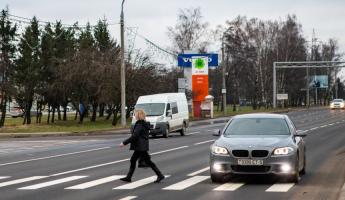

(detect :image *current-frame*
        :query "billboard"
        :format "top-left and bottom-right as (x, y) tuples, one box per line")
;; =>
(178, 53), (218, 67)
(309, 75), (328, 88)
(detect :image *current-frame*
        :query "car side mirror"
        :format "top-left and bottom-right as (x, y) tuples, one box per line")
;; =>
(166, 110), (172, 117)
(295, 130), (307, 137)
(213, 129), (221, 136)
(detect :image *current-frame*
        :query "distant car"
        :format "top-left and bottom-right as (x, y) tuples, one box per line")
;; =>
(9, 107), (42, 118)
(330, 99), (345, 109)
(9, 107), (24, 118)
(210, 113), (307, 183)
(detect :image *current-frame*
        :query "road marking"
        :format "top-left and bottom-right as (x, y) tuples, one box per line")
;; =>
(0, 176), (10, 180)
(51, 159), (130, 177)
(113, 175), (170, 190)
(194, 140), (215, 146)
(188, 167), (209, 176)
(328, 123), (334, 126)
(52, 146), (188, 177)
(150, 146), (189, 155)
(163, 176), (209, 190)
(0, 176), (48, 188)
(65, 175), (125, 189)
(265, 183), (295, 192)
(186, 131), (200, 136)
(0, 147), (111, 167)
(214, 183), (245, 191)
(310, 127), (319, 130)
(320, 125), (328, 128)
(119, 196), (137, 200)
(18, 176), (87, 190)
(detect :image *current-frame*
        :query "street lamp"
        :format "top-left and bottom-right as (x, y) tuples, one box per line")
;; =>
(221, 28), (232, 116)
(120, 0), (126, 127)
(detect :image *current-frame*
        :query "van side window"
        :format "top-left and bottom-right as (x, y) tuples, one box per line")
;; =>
(166, 103), (170, 112)
(171, 102), (178, 114)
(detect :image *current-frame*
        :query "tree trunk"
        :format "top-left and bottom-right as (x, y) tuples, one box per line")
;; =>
(63, 106), (67, 121)
(0, 95), (7, 127)
(57, 106), (61, 120)
(52, 107), (55, 123)
(47, 104), (51, 124)
(91, 103), (97, 122)
(112, 106), (120, 126)
(99, 103), (105, 117)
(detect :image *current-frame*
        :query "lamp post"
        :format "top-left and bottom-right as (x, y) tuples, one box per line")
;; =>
(120, 0), (126, 127)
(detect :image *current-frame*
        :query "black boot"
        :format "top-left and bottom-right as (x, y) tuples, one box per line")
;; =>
(151, 165), (164, 183)
(154, 175), (165, 183)
(120, 168), (134, 182)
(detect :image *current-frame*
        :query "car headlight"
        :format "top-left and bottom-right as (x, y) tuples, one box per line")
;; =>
(212, 146), (229, 155)
(273, 147), (294, 155)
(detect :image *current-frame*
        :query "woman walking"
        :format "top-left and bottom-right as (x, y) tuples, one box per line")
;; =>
(119, 109), (165, 183)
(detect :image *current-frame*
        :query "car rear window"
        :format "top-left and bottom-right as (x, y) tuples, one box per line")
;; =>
(224, 118), (290, 136)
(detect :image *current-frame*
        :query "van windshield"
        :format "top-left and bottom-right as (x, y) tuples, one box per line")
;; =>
(136, 103), (165, 116)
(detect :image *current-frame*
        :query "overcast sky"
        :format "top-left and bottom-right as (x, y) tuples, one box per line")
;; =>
(2, 0), (345, 65)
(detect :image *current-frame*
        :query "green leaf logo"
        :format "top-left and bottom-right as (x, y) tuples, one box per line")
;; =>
(195, 58), (205, 69)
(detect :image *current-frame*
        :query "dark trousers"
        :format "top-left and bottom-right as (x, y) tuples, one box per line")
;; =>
(126, 151), (162, 178)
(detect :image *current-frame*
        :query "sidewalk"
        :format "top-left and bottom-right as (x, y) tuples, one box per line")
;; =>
(0, 106), (320, 139)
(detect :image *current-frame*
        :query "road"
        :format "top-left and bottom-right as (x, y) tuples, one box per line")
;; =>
(0, 108), (345, 200)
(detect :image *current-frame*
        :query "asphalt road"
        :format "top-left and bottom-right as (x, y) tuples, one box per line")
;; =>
(0, 108), (345, 200)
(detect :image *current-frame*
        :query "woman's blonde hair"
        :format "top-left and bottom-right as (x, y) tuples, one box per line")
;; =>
(135, 109), (146, 121)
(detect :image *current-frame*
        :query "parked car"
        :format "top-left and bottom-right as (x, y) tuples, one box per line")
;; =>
(210, 113), (307, 183)
(9, 107), (42, 118)
(132, 93), (189, 138)
(9, 107), (24, 118)
(330, 99), (345, 109)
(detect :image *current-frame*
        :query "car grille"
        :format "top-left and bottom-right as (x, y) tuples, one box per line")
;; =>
(251, 150), (269, 158)
(231, 165), (270, 173)
(232, 150), (249, 157)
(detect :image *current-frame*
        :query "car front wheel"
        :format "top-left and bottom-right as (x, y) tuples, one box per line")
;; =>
(210, 173), (226, 183)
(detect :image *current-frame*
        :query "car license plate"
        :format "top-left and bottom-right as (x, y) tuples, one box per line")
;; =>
(237, 159), (263, 166)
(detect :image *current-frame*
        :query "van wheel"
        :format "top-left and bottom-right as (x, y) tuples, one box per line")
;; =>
(163, 126), (169, 138)
(180, 123), (186, 136)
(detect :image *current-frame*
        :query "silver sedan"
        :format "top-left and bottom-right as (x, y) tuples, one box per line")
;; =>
(210, 113), (307, 183)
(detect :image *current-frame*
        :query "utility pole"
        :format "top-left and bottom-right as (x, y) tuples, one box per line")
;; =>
(120, 0), (126, 127)
(221, 38), (227, 116)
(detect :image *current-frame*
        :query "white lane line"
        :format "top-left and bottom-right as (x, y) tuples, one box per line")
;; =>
(51, 146), (188, 177)
(194, 140), (215, 146)
(51, 159), (130, 177)
(119, 196), (137, 200)
(18, 176), (87, 190)
(266, 183), (295, 192)
(0, 176), (10, 180)
(188, 167), (209, 176)
(186, 131), (200, 136)
(0, 147), (111, 167)
(214, 183), (245, 191)
(328, 123), (334, 126)
(163, 176), (209, 190)
(65, 175), (125, 189)
(320, 125), (328, 128)
(150, 146), (189, 156)
(310, 127), (319, 130)
(113, 175), (170, 190)
(0, 176), (48, 188)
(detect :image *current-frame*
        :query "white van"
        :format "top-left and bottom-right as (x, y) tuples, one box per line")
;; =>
(132, 93), (189, 138)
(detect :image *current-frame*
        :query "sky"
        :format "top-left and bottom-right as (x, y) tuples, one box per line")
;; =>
(1, 0), (345, 68)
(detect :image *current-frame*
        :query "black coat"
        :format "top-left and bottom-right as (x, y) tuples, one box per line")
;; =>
(123, 120), (150, 151)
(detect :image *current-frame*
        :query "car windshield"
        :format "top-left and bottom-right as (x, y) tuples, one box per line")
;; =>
(333, 99), (343, 103)
(224, 118), (290, 136)
(135, 103), (165, 116)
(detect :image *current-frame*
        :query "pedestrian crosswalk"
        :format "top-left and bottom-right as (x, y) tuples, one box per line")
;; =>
(0, 173), (295, 193)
